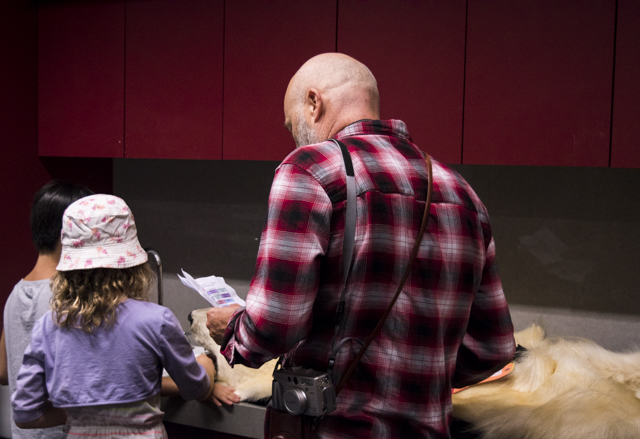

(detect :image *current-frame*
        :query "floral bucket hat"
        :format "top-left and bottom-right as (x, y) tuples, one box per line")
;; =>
(57, 194), (148, 271)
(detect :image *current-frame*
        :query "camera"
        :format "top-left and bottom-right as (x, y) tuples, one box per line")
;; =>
(272, 366), (337, 417)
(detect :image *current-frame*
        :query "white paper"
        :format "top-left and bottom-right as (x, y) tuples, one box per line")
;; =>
(177, 269), (245, 307)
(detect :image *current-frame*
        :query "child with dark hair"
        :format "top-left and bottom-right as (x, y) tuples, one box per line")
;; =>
(10, 194), (236, 438)
(1, 180), (94, 439)
(30, 181), (97, 254)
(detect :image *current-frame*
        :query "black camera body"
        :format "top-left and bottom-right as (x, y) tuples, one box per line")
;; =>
(272, 366), (337, 417)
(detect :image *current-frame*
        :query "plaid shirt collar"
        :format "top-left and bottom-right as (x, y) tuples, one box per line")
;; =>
(334, 119), (412, 142)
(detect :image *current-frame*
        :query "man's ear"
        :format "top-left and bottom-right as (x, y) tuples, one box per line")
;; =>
(306, 88), (323, 123)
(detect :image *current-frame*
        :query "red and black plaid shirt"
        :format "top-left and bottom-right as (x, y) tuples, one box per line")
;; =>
(222, 120), (515, 438)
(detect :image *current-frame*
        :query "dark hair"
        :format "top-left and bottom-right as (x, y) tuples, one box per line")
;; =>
(30, 180), (94, 253)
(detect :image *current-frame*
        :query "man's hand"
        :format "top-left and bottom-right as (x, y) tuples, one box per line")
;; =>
(206, 304), (241, 345)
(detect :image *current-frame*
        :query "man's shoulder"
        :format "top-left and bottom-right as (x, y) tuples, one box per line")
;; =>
(431, 160), (490, 220)
(280, 140), (342, 170)
(278, 140), (348, 190)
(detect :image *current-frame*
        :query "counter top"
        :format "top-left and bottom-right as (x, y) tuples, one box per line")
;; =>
(161, 397), (266, 439)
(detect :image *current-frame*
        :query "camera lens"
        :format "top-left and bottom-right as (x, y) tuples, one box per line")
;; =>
(283, 388), (308, 415)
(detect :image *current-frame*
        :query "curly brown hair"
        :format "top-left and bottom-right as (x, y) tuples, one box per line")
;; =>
(51, 264), (155, 333)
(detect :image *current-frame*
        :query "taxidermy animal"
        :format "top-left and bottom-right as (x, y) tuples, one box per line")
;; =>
(188, 308), (276, 403)
(452, 324), (640, 439)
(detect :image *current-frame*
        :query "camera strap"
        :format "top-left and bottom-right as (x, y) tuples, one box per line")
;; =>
(328, 139), (357, 367)
(329, 143), (434, 396)
(278, 139), (356, 374)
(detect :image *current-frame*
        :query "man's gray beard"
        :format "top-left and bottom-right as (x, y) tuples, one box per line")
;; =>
(294, 113), (323, 148)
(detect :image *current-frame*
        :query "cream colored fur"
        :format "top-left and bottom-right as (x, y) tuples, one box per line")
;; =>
(189, 308), (277, 403)
(453, 324), (640, 439)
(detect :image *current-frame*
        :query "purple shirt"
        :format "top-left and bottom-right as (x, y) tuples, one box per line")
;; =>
(12, 299), (209, 424)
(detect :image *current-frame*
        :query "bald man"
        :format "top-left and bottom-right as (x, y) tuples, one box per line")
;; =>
(207, 53), (515, 439)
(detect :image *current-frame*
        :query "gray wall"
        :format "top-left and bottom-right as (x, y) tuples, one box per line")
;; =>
(458, 165), (640, 315)
(3, 160), (637, 439)
(115, 159), (277, 280)
(114, 159), (640, 349)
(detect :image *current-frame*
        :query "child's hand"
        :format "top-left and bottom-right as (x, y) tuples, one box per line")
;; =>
(211, 383), (241, 406)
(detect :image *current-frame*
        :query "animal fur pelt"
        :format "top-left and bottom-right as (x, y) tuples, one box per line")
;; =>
(188, 308), (277, 403)
(452, 324), (640, 439)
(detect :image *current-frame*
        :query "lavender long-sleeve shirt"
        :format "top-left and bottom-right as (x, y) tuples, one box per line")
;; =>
(12, 299), (209, 424)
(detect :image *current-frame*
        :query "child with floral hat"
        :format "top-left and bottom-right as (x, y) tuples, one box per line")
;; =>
(10, 194), (238, 437)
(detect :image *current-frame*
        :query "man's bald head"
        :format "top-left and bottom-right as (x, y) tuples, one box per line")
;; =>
(284, 53), (380, 147)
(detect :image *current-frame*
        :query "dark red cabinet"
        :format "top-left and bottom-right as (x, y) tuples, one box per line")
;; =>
(36, 1), (637, 168)
(39, 2), (125, 158)
(337, 0), (466, 164)
(463, 0), (616, 167)
(222, 0), (337, 161)
(125, 0), (224, 160)
(611, 0), (640, 168)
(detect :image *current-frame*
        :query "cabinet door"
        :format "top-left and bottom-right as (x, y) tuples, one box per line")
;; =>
(611, 0), (640, 168)
(463, 1), (615, 166)
(125, 0), (224, 159)
(39, 2), (125, 157)
(222, 0), (336, 161)
(337, 0), (466, 165)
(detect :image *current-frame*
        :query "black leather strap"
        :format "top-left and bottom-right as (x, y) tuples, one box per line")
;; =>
(328, 139), (357, 373)
(335, 153), (433, 395)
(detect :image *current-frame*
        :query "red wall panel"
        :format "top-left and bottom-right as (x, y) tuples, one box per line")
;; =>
(38, 2), (125, 158)
(223, 0), (337, 161)
(1, 1), (113, 327)
(1, 0), (40, 328)
(464, 0), (615, 167)
(125, 0), (224, 160)
(611, 0), (640, 168)
(337, 0), (466, 164)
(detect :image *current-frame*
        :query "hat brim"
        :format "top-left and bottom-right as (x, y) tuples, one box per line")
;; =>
(57, 237), (148, 271)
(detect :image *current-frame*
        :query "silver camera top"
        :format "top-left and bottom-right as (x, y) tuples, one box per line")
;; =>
(272, 366), (337, 417)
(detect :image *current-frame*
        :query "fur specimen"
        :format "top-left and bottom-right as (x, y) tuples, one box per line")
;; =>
(452, 324), (640, 439)
(188, 308), (276, 403)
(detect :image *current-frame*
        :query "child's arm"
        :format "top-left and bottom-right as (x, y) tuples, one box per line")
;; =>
(15, 401), (66, 429)
(161, 354), (240, 405)
(195, 353), (216, 401)
(193, 354), (240, 406)
(161, 309), (236, 402)
(161, 354), (216, 400)
(0, 328), (8, 385)
(12, 318), (61, 427)
(160, 376), (180, 396)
